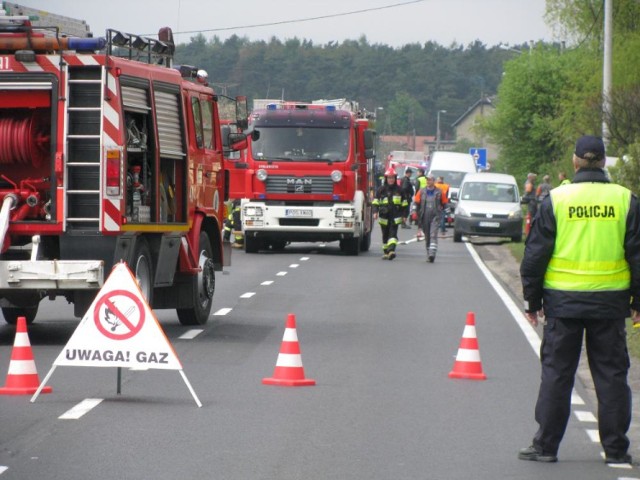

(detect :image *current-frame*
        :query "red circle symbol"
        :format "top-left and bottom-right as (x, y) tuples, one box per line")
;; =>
(94, 290), (145, 340)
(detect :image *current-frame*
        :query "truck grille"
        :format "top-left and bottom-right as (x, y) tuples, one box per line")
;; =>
(265, 176), (334, 194)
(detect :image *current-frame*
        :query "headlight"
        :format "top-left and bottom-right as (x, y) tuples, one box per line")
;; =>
(331, 170), (343, 182)
(244, 206), (263, 217)
(508, 209), (522, 219)
(456, 206), (470, 218)
(256, 169), (268, 181)
(336, 208), (355, 218)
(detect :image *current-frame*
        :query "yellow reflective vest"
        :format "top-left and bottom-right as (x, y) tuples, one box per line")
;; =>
(544, 183), (631, 292)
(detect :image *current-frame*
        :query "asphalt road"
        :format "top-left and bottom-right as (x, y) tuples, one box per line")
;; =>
(0, 227), (637, 480)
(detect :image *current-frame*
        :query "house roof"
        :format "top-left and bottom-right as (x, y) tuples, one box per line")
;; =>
(451, 96), (495, 127)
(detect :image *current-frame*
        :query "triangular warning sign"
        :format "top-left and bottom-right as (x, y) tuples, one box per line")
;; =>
(31, 263), (201, 406)
(54, 262), (181, 370)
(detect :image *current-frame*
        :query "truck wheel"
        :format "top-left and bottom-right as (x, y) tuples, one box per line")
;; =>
(244, 236), (260, 253)
(132, 237), (154, 305)
(341, 237), (360, 256)
(270, 240), (287, 251)
(177, 232), (214, 325)
(1, 306), (38, 325)
(360, 231), (371, 252)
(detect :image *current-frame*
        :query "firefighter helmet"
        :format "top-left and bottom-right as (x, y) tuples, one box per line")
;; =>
(384, 167), (397, 177)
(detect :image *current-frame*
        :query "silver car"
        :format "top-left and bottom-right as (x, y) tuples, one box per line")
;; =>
(453, 172), (524, 243)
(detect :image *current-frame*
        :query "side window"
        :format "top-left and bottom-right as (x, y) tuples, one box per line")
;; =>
(201, 99), (215, 149)
(191, 97), (203, 149)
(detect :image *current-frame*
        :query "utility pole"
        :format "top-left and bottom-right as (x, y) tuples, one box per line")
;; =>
(436, 110), (446, 151)
(602, 0), (613, 146)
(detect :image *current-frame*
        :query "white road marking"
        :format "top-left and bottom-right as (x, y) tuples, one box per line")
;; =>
(586, 429), (600, 443)
(0, 466), (8, 474)
(571, 391), (585, 405)
(179, 329), (204, 340)
(300, 257), (309, 261)
(289, 264), (299, 268)
(214, 308), (232, 316)
(276, 271), (287, 276)
(261, 280), (274, 285)
(240, 292), (256, 298)
(574, 410), (597, 422)
(59, 398), (103, 420)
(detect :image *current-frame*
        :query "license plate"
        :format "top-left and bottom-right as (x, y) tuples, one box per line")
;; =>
(285, 209), (312, 218)
(479, 221), (500, 228)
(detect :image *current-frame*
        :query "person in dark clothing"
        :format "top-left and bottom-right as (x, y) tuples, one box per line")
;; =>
(372, 168), (408, 260)
(519, 135), (640, 464)
(223, 199), (243, 248)
(415, 173), (443, 262)
(400, 168), (414, 228)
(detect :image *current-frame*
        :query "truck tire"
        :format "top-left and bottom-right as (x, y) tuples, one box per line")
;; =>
(244, 235), (260, 253)
(1, 306), (38, 325)
(132, 237), (154, 305)
(341, 237), (360, 256)
(360, 231), (371, 252)
(177, 232), (215, 325)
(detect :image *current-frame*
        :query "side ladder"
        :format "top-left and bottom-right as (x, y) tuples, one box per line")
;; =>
(65, 66), (103, 230)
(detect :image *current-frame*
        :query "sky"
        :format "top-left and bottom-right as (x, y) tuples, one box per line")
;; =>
(13, 0), (556, 48)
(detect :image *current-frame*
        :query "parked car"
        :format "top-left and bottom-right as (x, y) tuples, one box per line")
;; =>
(453, 172), (523, 243)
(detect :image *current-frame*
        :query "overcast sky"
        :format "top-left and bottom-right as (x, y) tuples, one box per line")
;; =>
(16, 0), (556, 48)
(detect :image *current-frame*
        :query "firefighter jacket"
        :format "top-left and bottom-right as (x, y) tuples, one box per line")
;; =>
(415, 186), (443, 229)
(521, 168), (640, 319)
(373, 183), (408, 225)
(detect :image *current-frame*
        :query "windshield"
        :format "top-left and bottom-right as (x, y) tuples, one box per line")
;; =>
(251, 127), (350, 162)
(460, 182), (518, 203)
(429, 170), (468, 188)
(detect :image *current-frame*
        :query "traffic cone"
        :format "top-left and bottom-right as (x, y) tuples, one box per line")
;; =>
(0, 316), (52, 395)
(262, 313), (315, 387)
(448, 312), (486, 380)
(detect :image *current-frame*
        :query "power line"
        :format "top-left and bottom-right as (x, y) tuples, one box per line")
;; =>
(169, 0), (426, 37)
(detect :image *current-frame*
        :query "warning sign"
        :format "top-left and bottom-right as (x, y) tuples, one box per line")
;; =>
(32, 262), (202, 407)
(52, 263), (182, 370)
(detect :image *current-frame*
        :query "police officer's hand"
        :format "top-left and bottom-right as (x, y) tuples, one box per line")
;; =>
(632, 309), (640, 328)
(525, 309), (545, 327)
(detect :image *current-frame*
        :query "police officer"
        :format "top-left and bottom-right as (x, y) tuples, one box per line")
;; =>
(373, 168), (408, 260)
(519, 135), (640, 464)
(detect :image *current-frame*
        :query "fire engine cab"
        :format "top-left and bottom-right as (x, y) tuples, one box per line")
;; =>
(0, 4), (249, 324)
(229, 99), (377, 255)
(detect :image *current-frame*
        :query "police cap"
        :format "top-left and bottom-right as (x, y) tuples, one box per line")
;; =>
(575, 135), (605, 162)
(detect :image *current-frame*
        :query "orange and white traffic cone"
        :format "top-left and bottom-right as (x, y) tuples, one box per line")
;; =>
(448, 312), (486, 380)
(0, 316), (52, 395)
(262, 313), (315, 387)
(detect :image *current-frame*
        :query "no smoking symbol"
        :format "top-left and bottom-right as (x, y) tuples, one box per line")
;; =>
(94, 290), (145, 340)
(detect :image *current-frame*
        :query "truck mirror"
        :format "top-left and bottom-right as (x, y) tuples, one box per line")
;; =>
(221, 125), (231, 147)
(363, 129), (375, 150)
(228, 132), (248, 151)
(251, 129), (260, 141)
(235, 96), (249, 130)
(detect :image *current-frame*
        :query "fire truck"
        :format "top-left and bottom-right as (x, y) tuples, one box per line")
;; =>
(230, 99), (376, 255)
(0, 4), (249, 324)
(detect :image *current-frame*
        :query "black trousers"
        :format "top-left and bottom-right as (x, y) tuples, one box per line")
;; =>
(533, 316), (631, 456)
(380, 221), (398, 253)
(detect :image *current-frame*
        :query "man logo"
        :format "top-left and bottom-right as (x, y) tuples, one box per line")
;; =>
(287, 177), (312, 194)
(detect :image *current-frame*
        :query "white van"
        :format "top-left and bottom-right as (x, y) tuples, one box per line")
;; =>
(428, 151), (477, 218)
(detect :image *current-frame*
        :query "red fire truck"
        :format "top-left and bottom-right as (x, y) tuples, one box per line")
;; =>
(229, 99), (376, 255)
(0, 4), (248, 324)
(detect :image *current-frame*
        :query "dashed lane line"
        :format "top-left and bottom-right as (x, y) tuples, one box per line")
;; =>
(240, 292), (256, 298)
(59, 398), (103, 420)
(214, 308), (232, 316)
(179, 329), (204, 340)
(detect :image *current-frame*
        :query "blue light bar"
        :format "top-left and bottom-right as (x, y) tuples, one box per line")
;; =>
(68, 37), (106, 51)
(326, 105), (336, 112)
(267, 104), (277, 110)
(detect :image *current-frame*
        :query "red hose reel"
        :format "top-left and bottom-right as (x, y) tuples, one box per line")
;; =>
(0, 113), (50, 167)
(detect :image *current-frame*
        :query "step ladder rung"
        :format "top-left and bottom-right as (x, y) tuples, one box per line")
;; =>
(66, 190), (100, 194)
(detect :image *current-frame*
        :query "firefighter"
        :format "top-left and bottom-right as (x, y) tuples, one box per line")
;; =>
(223, 200), (243, 248)
(519, 135), (640, 464)
(373, 168), (408, 260)
(415, 173), (443, 262)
